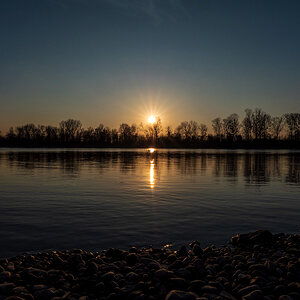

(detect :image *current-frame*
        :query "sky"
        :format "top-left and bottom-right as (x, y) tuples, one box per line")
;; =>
(1, 0), (300, 133)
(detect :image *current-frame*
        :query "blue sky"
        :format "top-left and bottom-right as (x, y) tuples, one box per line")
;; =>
(1, 0), (299, 132)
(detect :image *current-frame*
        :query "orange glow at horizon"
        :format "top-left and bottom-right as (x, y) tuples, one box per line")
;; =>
(132, 93), (171, 126)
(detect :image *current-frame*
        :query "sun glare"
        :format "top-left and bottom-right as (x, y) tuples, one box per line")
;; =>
(148, 115), (156, 124)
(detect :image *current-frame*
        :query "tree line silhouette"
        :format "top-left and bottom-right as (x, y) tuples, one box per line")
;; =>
(0, 108), (299, 148)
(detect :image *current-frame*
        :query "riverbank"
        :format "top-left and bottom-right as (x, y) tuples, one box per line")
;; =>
(0, 230), (299, 300)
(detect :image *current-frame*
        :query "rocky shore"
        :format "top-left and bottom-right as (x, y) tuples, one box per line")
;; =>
(0, 230), (299, 300)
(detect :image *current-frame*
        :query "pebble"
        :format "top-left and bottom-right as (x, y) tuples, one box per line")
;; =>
(0, 230), (298, 300)
(165, 290), (198, 300)
(238, 285), (260, 296)
(155, 269), (173, 281)
(201, 285), (218, 294)
(242, 290), (264, 300)
(126, 253), (138, 266)
(278, 296), (293, 300)
(0, 283), (15, 294)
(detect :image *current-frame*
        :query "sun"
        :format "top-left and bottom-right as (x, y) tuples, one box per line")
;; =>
(148, 115), (156, 124)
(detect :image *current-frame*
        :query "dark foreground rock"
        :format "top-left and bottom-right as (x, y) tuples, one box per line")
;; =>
(0, 230), (299, 300)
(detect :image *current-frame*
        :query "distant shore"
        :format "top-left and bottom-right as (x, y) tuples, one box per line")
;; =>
(0, 230), (299, 300)
(1, 145), (300, 150)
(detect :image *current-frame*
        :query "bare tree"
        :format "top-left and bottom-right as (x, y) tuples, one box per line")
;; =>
(270, 116), (284, 140)
(176, 121), (189, 140)
(284, 113), (300, 140)
(251, 108), (271, 139)
(45, 126), (59, 144)
(176, 121), (199, 141)
(242, 109), (253, 140)
(119, 123), (132, 145)
(223, 114), (239, 141)
(6, 127), (16, 140)
(153, 118), (162, 141)
(166, 126), (172, 138)
(212, 117), (223, 140)
(111, 128), (119, 145)
(199, 123), (208, 141)
(82, 127), (95, 144)
(118, 123), (137, 145)
(59, 119), (82, 143)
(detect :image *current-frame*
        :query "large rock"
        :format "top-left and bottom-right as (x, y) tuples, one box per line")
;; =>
(231, 230), (273, 247)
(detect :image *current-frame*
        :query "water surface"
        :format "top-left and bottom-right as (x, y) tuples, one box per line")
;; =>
(0, 148), (299, 257)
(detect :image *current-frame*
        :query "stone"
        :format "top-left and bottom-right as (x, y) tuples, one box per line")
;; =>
(107, 293), (117, 300)
(289, 292), (300, 299)
(0, 282), (15, 294)
(189, 241), (200, 248)
(248, 264), (266, 272)
(238, 285), (260, 296)
(18, 293), (34, 300)
(0, 232), (299, 300)
(128, 290), (144, 299)
(242, 290), (264, 300)
(168, 254), (177, 263)
(32, 285), (48, 292)
(201, 285), (218, 294)
(102, 271), (115, 282)
(87, 261), (98, 272)
(155, 269), (173, 281)
(169, 260), (183, 270)
(33, 288), (57, 300)
(278, 296), (293, 300)
(188, 280), (205, 294)
(126, 272), (139, 282)
(0, 271), (12, 282)
(129, 246), (138, 253)
(250, 276), (267, 286)
(231, 230), (273, 247)
(192, 244), (203, 256)
(12, 286), (28, 294)
(178, 246), (188, 257)
(167, 278), (188, 290)
(126, 253), (138, 266)
(165, 290), (198, 300)
(175, 268), (191, 279)
(274, 285), (286, 295)
(148, 261), (161, 270)
(219, 290), (236, 299)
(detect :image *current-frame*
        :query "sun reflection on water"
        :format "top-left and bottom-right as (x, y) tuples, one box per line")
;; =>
(148, 148), (156, 153)
(150, 159), (155, 188)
